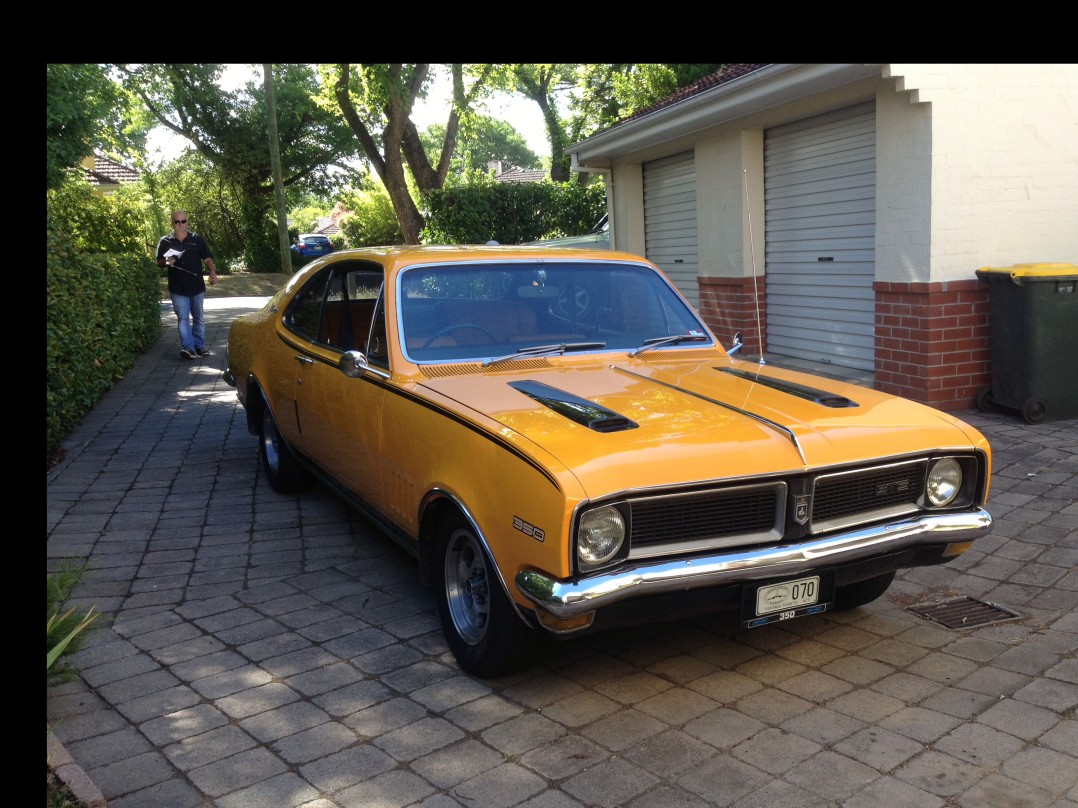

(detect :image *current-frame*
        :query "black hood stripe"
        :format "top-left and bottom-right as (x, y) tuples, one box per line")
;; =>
(717, 367), (859, 408)
(509, 380), (638, 433)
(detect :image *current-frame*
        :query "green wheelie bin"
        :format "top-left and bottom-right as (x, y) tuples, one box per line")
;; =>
(975, 262), (1078, 424)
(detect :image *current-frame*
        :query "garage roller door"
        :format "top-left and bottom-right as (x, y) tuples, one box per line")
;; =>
(644, 152), (699, 307)
(764, 104), (876, 372)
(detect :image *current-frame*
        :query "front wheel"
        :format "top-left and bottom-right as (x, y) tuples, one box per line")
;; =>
(436, 516), (538, 677)
(834, 571), (896, 610)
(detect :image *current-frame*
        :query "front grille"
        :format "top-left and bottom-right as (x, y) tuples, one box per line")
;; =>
(617, 458), (949, 561)
(628, 483), (784, 558)
(811, 460), (925, 533)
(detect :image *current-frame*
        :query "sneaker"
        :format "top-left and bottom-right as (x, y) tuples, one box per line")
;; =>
(195, 346), (211, 356)
(180, 348), (194, 360)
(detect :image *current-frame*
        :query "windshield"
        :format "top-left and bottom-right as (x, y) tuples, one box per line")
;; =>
(398, 261), (712, 363)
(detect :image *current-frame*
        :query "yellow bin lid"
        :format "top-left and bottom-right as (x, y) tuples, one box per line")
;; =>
(976, 262), (1078, 279)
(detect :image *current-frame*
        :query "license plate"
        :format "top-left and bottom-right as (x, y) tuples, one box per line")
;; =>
(742, 574), (831, 629)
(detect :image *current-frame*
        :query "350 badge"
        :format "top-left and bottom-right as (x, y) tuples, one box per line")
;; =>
(513, 516), (545, 541)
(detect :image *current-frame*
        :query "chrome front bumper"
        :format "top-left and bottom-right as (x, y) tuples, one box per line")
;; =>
(515, 508), (992, 619)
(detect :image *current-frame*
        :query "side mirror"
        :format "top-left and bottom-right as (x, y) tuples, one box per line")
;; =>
(339, 350), (369, 378)
(726, 331), (743, 356)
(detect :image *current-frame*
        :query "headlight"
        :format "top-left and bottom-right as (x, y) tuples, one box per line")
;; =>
(926, 458), (963, 507)
(577, 506), (625, 565)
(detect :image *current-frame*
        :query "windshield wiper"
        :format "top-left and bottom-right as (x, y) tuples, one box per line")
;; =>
(482, 342), (606, 368)
(629, 332), (710, 357)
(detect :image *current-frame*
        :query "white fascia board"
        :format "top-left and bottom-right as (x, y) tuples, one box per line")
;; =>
(571, 64), (885, 165)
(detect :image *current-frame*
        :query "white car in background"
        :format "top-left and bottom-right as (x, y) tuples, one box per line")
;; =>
(527, 215), (610, 249)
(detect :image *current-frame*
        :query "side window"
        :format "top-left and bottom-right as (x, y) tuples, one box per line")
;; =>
(286, 269), (330, 340)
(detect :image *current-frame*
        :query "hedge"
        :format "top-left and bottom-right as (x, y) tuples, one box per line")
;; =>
(47, 221), (161, 457)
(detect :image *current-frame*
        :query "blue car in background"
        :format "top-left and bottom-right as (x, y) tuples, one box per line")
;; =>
(291, 234), (335, 258)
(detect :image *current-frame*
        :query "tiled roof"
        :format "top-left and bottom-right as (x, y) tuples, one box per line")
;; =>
(83, 154), (140, 186)
(612, 64), (772, 129)
(494, 167), (548, 184)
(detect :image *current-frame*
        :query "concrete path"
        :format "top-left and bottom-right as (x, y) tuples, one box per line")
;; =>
(47, 298), (1078, 808)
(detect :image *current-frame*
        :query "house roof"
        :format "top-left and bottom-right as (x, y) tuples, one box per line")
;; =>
(83, 154), (140, 187)
(494, 167), (548, 184)
(616, 64), (772, 127)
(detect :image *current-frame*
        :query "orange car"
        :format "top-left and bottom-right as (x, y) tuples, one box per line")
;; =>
(223, 246), (993, 677)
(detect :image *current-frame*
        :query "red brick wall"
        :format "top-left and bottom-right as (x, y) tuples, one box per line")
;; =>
(698, 276), (768, 356)
(874, 280), (991, 411)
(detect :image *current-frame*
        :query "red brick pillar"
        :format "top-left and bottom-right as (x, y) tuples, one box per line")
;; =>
(697, 276), (768, 357)
(874, 280), (991, 411)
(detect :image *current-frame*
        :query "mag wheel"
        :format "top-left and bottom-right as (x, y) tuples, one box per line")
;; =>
(436, 515), (538, 678)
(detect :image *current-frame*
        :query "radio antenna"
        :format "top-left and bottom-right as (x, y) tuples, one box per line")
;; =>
(743, 169), (766, 366)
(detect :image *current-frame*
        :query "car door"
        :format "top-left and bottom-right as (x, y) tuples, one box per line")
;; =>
(288, 263), (388, 513)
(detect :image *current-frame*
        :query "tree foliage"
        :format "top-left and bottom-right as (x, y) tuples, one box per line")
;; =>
(118, 63), (358, 270)
(508, 65), (577, 182)
(46, 64), (133, 190)
(338, 184), (404, 247)
(326, 63), (500, 244)
(422, 115), (541, 176)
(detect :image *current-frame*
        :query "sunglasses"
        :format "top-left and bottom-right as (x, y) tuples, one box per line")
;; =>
(173, 219), (188, 225)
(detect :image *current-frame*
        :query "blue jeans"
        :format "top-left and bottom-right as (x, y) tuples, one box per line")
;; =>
(170, 292), (206, 351)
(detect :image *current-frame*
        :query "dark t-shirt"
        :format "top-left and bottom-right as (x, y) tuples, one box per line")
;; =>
(157, 231), (215, 297)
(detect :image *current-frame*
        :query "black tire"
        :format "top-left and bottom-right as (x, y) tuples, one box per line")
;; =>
(975, 387), (995, 413)
(436, 515), (538, 677)
(258, 397), (311, 493)
(1022, 397), (1047, 425)
(834, 571), (896, 610)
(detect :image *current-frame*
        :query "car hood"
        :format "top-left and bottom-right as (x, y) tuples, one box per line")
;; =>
(416, 357), (985, 499)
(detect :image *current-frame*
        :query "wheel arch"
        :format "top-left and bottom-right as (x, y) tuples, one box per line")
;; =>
(244, 374), (267, 436)
(418, 490), (534, 625)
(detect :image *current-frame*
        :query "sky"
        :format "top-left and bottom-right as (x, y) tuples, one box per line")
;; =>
(145, 65), (550, 165)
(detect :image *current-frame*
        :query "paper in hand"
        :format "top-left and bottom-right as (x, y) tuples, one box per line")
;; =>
(164, 248), (183, 259)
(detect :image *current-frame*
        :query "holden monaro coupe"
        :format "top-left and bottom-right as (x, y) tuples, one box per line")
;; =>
(223, 246), (993, 677)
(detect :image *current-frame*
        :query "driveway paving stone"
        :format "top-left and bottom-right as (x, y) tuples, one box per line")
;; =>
(47, 299), (1078, 807)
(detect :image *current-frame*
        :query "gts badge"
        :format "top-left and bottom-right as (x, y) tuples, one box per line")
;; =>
(513, 516), (545, 542)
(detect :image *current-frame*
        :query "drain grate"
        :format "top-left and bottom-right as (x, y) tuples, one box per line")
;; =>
(908, 596), (1022, 629)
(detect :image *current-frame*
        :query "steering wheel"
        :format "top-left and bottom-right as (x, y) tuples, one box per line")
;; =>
(421, 323), (497, 349)
(554, 285), (590, 318)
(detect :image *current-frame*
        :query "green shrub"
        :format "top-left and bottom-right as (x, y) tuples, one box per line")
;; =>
(46, 219), (161, 456)
(423, 179), (605, 245)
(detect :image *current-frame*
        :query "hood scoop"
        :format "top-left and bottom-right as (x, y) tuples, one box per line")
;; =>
(509, 380), (638, 433)
(717, 367), (859, 408)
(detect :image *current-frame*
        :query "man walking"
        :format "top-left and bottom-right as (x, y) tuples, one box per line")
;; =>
(157, 210), (218, 360)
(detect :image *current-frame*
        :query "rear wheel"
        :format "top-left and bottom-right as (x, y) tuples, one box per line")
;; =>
(258, 397), (311, 493)
(834, 571), (896, 610)
(436, 515), (538, 677)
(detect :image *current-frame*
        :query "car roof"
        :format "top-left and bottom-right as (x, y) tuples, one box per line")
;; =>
(317, 244), (640, 264)
(298, 233), (330, 239)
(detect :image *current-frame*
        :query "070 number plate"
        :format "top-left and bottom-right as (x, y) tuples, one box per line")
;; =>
(742, 573), (833, 629)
